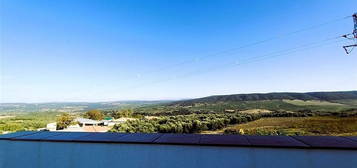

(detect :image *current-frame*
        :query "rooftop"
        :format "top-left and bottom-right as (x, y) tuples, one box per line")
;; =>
(1, 131), (357, 150)
(75, 118), (102, 124)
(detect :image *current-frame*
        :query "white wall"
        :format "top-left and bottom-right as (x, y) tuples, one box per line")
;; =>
(0, 140), (356, 168)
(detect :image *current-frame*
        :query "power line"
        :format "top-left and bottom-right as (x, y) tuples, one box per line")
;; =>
(342, 13), (357, 54)
(121, 36), (342, 91)
(121, 15), (350, 81)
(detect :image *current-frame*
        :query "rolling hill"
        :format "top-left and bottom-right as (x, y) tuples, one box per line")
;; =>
(133, 91), (357, 115)
(171, 91), (357, 106)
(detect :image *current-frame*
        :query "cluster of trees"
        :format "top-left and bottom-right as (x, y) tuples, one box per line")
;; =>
(110, 113), (261, 133)
(84, 109), (104, 120)
(261, 109), (357, 118)
(56, 113), (75, 130)
(105, 109), (134, 119)
(0, 121), (25, 133)
(0, 112), (59, 133)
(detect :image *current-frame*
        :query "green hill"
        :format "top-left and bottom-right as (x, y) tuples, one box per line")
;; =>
(134, 91), (357, 115)
(171, 91), (357, 106)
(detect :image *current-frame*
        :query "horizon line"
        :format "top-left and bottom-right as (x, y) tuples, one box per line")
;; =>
(1, 90), (356, 104)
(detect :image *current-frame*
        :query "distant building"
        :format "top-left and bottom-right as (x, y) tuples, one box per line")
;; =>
(46, 122), (57, 131)
(75, 118), (102, 126)
(224, 109), (236, 113)
(46, 117), (129, 132)
(55, 118), (118, 132)
(75, 117), (119, 127)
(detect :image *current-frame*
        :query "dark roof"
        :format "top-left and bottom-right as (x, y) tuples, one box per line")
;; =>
(1, 131), (357, 150)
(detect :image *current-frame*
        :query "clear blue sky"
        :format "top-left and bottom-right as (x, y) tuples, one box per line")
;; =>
(1, 0), (356, 103)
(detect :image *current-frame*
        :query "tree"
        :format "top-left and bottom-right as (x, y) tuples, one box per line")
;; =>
(56, 113), (75, 130)
(84, 109), (104, 120)
(109, 113), (261, 134)
(112, 109), (133, 119)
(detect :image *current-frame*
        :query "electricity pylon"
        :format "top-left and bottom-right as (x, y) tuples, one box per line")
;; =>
(342, 13), (357, 54)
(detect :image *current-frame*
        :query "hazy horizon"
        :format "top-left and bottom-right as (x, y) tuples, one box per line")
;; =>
(1, 90), (356, 104)
(1, 0), (357, 103)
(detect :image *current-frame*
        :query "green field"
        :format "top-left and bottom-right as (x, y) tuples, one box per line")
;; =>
(223, 117), (357, 136)
(283, 99), (344, 106)
(0, 112), (59, 133)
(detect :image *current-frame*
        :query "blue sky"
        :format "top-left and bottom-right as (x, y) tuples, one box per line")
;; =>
(1, 0), (356, 103)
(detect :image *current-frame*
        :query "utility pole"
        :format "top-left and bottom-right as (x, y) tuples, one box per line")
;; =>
(342, 13), (357, 54)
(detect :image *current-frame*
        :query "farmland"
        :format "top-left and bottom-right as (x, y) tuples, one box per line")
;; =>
(223, 117), (357, 136)
(0, 112), (59, 134)
(1, 91), (357, 135)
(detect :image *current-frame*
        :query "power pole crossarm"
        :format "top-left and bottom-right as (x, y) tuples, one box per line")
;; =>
(353, 13), (357, 38)
(342, 13), (357, 54)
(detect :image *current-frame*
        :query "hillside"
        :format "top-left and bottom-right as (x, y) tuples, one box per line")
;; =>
(171, 91), (357, 106)
(132, 91), (357, 115)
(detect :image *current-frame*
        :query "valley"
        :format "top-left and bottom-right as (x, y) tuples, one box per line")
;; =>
(1, 91), (357, 135)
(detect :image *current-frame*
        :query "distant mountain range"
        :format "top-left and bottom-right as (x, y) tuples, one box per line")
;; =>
(0, 100), (170, 113)
(171, 91), (357, 106)
(1, 91), (357, 114)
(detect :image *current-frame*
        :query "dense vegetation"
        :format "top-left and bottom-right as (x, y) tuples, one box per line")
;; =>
(103, 109), (143, 119)
(84, 109), (104, 120)
(110, 109), (357, 134)
(56, 113), (75, 130)
(110, 113), (261, 133)
(0, 112), (59, 133)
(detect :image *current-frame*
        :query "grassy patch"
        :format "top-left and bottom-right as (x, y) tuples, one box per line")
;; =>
(0, 112), (59, 133)
(283, 99), (344, 106)
(240, 109), (273, 114)
(223, 117), (357, 136)
(334, 99), (357, 106)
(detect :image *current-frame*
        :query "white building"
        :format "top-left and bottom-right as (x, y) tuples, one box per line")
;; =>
(46, 123), (57, 131)
(75, 118), (102, 126)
